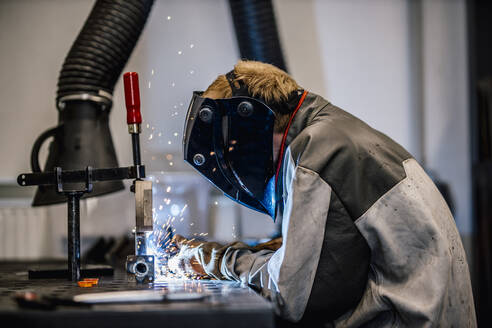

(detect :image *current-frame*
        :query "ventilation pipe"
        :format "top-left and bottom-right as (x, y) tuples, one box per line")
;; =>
(228, 0), (287, 71)
(31, 0), (154, 206)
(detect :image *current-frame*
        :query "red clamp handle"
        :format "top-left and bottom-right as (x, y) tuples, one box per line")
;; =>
(123, 72), (142, 125)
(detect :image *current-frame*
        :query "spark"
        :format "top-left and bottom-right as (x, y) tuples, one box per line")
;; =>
(166, 186), (171, 193)
(167, 16), (171, 20)
(180, 204), (188, 216)
(146, 123), (150, 129)
(190, 44), (194, 48)
(148, 81), (151, 89)
(170, 205), (180, 216)
(171, 82), (175, 87)
(214, 201), (218, 205)
(190, 70), (195, 75)
(151, 69), (154, 75)
(148, 134), (153, 140)
(173, 132), (178, 137)
(178, 51), (182, 55)
(159, 205), (163, 210)
(168, 141), (172, 145)
(169, 162), (174, 166)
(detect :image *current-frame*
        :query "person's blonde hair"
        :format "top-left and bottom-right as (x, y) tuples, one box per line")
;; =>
(203, 60), (301, 131)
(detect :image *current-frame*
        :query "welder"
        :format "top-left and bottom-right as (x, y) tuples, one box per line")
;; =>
(173, 60), (476, 327)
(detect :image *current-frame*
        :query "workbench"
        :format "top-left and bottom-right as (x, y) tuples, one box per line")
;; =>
(0, 261), (274, 328)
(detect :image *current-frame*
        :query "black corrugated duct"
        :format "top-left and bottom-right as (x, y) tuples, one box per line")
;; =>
(57, 0), (154, 101)
(31, 0), (154, 206)
(228, 0), (287, 71)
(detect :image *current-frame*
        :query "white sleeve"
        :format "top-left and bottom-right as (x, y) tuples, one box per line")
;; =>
(220, 154), (332, 322)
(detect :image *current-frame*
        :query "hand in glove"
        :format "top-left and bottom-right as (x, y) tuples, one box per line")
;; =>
(167, 235), (283, 279)
(166, 234), (223, 278)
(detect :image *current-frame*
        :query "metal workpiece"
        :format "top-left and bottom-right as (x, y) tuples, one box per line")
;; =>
(134, 232), (147, 256)
(131, 180), (153, 284)
(135, 180), (153, 232)
(126, 255), (155, 283)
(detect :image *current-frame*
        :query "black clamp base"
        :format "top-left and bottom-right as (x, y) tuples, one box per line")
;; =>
(26, 167), (111, 281)
(18, 165), (146, 282)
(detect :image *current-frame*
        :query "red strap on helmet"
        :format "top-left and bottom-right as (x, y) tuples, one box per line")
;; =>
(275, 90), (308, 188)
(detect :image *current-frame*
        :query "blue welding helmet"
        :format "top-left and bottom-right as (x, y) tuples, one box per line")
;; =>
(182, 91), (277, 218)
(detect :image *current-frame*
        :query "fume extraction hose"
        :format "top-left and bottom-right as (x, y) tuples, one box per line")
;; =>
(228, 0), (287, 71)
(57, 0), (154, 105)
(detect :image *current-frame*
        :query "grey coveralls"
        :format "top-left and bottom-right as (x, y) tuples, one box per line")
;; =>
(218, 93), (476, 327)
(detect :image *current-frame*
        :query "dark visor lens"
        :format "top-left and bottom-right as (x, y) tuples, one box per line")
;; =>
(183, 93), (276, 217)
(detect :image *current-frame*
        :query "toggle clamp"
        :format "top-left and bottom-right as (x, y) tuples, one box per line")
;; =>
(17, 72), (154, 283)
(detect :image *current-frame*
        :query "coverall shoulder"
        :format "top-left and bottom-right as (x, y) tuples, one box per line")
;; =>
(219, 92), (476, 327)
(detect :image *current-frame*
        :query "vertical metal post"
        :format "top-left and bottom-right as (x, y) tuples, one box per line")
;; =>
(132, 133), (141, 167)
(67, 192), (82, 281)
(135, 232), (147, 256)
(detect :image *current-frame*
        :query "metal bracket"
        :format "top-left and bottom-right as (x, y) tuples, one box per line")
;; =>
(126, 255), (154, 283)
(135, 180), (153, 232)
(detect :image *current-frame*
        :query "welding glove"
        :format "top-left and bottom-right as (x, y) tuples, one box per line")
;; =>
(168, 234), (282, 279)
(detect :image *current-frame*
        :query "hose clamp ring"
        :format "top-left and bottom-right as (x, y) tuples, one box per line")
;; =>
(58, 90), (113, 111)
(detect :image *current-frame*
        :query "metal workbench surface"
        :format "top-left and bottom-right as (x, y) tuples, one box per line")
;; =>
(0, 261), (274, 328)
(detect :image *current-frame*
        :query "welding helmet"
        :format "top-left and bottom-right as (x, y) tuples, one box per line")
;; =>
(182, 90), (277, 218)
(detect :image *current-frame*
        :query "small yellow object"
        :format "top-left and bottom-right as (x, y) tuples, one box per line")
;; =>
(78, 278), (99, 287)
(83, 278), (99, 282)
(77, 281), (94, 288)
